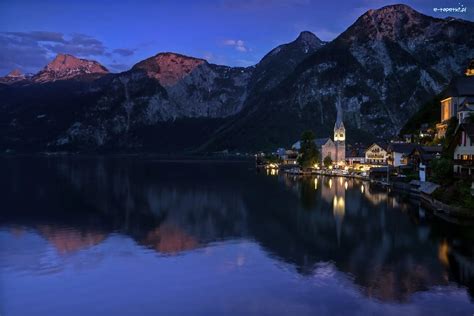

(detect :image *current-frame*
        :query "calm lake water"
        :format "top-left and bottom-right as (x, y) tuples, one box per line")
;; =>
(1, 157), (473, 316)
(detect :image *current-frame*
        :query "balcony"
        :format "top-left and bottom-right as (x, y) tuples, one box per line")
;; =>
(454, 159), (474, 166)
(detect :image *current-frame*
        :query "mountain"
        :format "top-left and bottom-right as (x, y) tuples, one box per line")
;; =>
(0, 69), (29, 84)
(31, 54), (109, 83)
(1, 4), (473, 153)
(203, 4), (474, 151)
(129, 52), (252, 119)
(248, 31), (325, 94)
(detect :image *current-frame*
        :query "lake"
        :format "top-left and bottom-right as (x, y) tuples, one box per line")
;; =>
(1, 157), (473, 315)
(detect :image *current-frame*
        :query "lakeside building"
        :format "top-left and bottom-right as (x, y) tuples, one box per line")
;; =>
(292, 116), (346, 165)
(333, 114), (346, 165)
(405, 145), (443, 181)
(346, 146), (365, 166)
(450, 123), (474, 178)
(386, 143), (418, 167)
(436, 61), (474, 138)
(365, 143), (388, 165)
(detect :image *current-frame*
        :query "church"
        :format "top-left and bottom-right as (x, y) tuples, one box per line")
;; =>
(292, 115), (346, 165)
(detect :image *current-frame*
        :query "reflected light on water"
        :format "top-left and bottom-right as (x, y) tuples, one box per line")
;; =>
(329, 178), (333, 189)
(438, 240), (450, 267)
(344, 181), (348, 190)
(332, 196), (345, 219)
(314, 178), (318, 190)
(361, 184), (365, 194)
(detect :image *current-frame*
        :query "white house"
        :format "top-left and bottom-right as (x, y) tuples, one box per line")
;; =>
(365, 143), (388, 165)
(451, 123), (474, 178)
(387, 143), (417, 167)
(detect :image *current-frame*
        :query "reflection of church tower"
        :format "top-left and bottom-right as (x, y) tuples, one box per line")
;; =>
(334, 103), (346, 164)
(332, 177), (345, 245)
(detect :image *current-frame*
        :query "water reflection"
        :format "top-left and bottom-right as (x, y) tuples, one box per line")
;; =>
(1, 157), (473, 315)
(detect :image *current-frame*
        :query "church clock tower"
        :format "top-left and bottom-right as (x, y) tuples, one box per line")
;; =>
(334, 112), (346, 165)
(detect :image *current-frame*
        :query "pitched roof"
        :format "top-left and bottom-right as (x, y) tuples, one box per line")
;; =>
(292, 137), (333, 150)
(367, 142), (388, 151)
(449, 123), (474, 151)
(458, 97), (474, 112)
(314, 137), (332, 147)
(420, 146), (443, 153)
(387, 143), (418, 154)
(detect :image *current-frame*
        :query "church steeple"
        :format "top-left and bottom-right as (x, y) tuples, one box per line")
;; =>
(333, 93), (346, 165)
(334, 96), (345, 142)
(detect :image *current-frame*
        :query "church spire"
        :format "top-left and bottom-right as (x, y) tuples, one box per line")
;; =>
(334, 92), (345, 129)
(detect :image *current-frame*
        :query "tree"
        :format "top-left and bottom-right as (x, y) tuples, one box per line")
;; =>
(297, 130), (319, 169)
(430, 157), (453, 184)
(442, 117), (458, 149)
(323, 155), (333, 168)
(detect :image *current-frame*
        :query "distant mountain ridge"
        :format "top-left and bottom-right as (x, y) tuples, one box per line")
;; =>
(1, 4), (473, 152)
(31, 54), (109, 83)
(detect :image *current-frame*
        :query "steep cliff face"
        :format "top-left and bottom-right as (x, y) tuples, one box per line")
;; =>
(204, 4), (474, 151)
(1, 4), (473, 153)
(248, 31), (325, 94)
(130, 52), (252, 119)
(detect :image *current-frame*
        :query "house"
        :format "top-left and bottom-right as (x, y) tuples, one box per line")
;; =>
(365, 143), (388, 165)
(450, 123), (474, 178)
(292, 115), (346, 166)
(457, 97), (474, 123)
(293, 138), (337, 162)
(386, 143), (418, 167)
(283, 150), (298, 165)
(405, 145), (443, 181)
(406, 146), (443, 167)
(276, 148), (298, 165)
(436, 61), (474, 138)
(346, 146), (366, 165)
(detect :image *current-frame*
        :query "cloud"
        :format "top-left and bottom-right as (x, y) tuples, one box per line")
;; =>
(42, 33), (108, 57)
(223, 39), (249, 52)
(0, 31), (136, 75)
(108, 63), (131, 72)
(112, 48), (136, 57)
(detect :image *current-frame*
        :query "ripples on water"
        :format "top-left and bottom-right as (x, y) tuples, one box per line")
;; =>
(0, 157), (473, 315)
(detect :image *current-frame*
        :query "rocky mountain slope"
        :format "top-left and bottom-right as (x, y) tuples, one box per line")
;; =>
(1, 4), (473, 153)
(31, 54), (109, 83)
(0, 69), (30, 84)
(204, 4), (474, 150)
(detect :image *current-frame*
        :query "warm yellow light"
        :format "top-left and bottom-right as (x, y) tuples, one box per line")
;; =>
(314, 178), (318, 190)
(333, 196), (345, 219)
(361, 185), (365, 193)
(438, 240), (450, 267)
(344, 181), (348, 190)
(329, 178), (333, 189)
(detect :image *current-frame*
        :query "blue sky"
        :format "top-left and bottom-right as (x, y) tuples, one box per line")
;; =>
(0, 0), (472, 75)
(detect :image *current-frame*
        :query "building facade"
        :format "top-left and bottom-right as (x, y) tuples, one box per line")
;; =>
(436, 60), (474, 138)
(387, 143), (417, 167)
(333, 115), (346, 165)
(292, 116), (345, 166)
(365, 143), (387, 165)
(451, 123), (474, 178)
